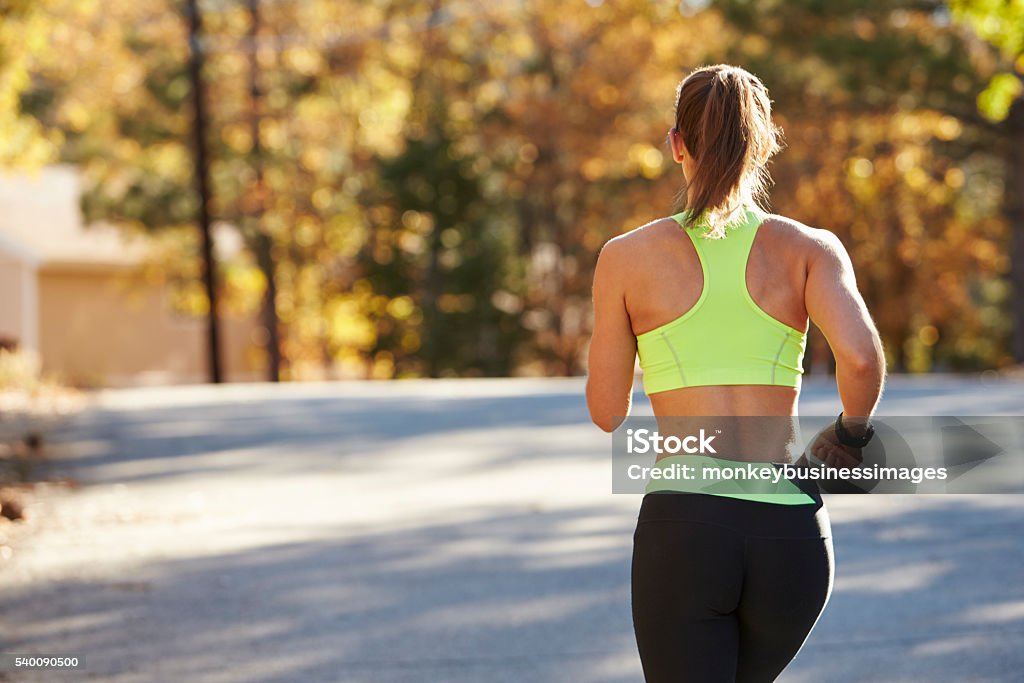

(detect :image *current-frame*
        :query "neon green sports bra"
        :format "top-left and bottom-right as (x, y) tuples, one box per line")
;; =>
(636, 204), (808, 395)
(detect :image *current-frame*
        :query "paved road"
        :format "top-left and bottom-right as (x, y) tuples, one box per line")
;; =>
(1, 376), (1022, 682)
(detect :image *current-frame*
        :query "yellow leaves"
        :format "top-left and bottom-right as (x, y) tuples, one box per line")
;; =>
(741, 34), (770, 57)
(5, 0), (1010, 377)
(283, 47), (323, 77)
(401, 210), (435, 233)
(852, 17), (877, 41)
(222, 123), (252, 154)
(324, 214), (365, 258)
(514, 143), (537, 178)
(639, 149), (664, 179)
(581, 157), (608, 181)
(148, 142), (189, 181)
(112, 67), (141, 97)
(476, 80), (505, 110)
(840, 110), (970, 211)
(795, 180), (818, 207)
(970, 240), (1000, 266)
(350, 67), (409, 155)
(329, 299), (376, 350)
(448, 99), (474, 124)
(217, 52), (247, 80)
(977, 73), (1023, 122)
(894, 112), (926, 141)
(397, 231), (425, 255)
(373, 242), (394, 264)
(59, 99), (89, 131)
(387, 296), (415, 320)
(491, 290), (522, 315)
(518, 143), (539, 163)
(311, 187), (332, 211)
(0, 2), (59, 168)
(628, 143), (664, 179)
(848, 157), (874, 178)
(385, 40), (415, 70)
(894, 149), (916, 173)
(326, 285), (424, 374)
(893, 110), (963, 145)
(259, 119), (288, 151)
(934, 116), (962, 141)
(220, 262), (265, 315)
(439, 228), (461, 248)
(371, 351), (395, 379)
(918, 325), (939, 346)
(400, 331), (421, 354)
(115, 138), (141, 159)
(294, 216), (319, 248)
(0, 118), (58, 168)
(590, 84), (620, 108)
(944, 168), (965, 189)
(905, 166), (928, 191)
(509, 32), (536, 60)
(300, 147), (329, 173)
(170, 282), (210, 317)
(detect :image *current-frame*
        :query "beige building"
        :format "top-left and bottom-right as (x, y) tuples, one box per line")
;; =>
(0, 165), (262, 387)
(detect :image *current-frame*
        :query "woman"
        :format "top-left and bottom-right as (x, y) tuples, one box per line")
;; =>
(585, 64), (886, 682)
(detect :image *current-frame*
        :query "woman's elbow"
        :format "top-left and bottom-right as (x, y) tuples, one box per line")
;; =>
(591, 412), (617, 433)
(585, 376), (631, 432)
(588, 403), (626, 433)
(837, 342), (886, 377)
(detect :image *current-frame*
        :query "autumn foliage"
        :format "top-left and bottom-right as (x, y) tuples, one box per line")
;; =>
(1, 0), (1019, 378)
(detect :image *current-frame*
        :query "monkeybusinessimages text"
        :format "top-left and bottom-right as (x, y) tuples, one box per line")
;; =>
(623, 428), (950, 484)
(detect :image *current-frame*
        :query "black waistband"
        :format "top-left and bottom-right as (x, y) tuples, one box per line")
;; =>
(637, 491), (832, 539)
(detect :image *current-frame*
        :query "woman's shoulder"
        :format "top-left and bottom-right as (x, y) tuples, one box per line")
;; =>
(758, 211), (845, 254)
(599, 216), (685, 255)
(593, 216), (681, 283)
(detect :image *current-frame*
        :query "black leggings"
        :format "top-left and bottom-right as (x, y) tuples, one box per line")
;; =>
(631, 491), (834, 682)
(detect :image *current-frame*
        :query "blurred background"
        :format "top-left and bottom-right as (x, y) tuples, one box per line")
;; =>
(1, 0), (1022, 389)
(2, 3), (1024, 682)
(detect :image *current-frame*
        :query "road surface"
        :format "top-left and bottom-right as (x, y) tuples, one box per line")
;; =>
(1, 375), (1022, 682)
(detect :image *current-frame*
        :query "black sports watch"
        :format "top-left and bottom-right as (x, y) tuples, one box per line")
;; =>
(834, 411), (875, 448)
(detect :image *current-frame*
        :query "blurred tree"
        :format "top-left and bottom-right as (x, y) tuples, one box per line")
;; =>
(0, 0), (60, 167)
(6, 0), (1019, 380)
(712, 0), (1010, 372)
(951, 0), (1024, 362)
(474, 0), (722, 374)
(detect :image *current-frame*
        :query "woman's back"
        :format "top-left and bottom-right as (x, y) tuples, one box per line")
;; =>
(620, 208), (816, 418)
(588, 206), (883, 432)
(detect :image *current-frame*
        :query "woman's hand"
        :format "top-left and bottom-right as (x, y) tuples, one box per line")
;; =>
(806, 425), (864, 470)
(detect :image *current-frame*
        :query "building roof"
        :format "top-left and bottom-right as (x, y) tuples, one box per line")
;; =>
(0, 165), (148, 270)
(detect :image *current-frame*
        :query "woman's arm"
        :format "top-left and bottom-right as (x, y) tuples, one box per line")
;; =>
(798, 228), (886, 470)
(586, 238), (638, 432)
(805, 229), (887, 421)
